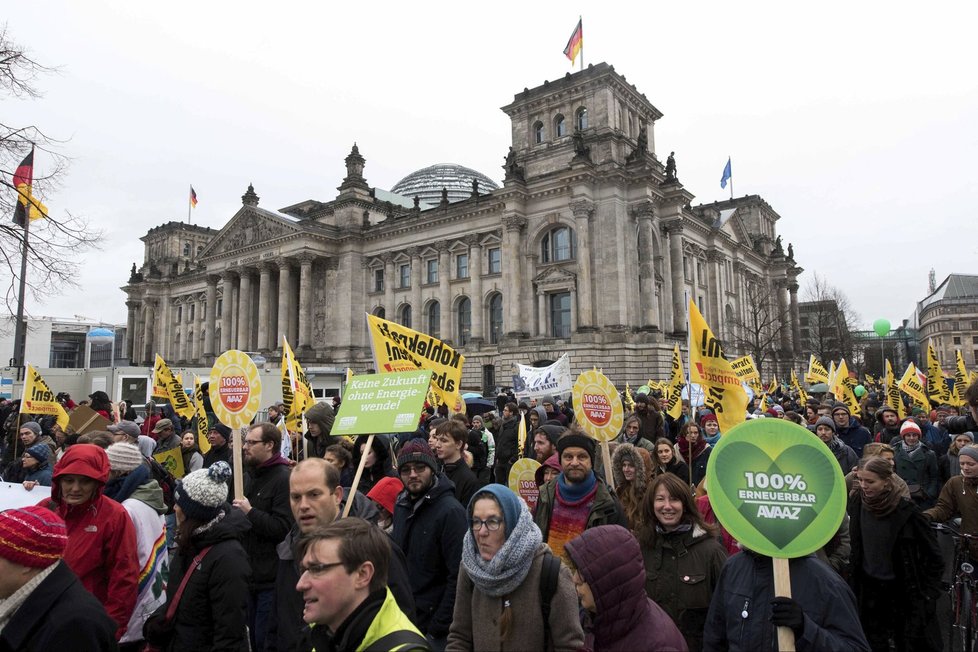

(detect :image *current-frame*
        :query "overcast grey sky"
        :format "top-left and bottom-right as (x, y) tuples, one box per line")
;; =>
(5, 1), (977, 330)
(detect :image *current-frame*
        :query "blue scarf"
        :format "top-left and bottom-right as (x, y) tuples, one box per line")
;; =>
(104, 464), (151, 503)
(556, 470), (597, 502)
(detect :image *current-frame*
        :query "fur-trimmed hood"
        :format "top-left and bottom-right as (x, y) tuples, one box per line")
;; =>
(611, 442), (647, 491)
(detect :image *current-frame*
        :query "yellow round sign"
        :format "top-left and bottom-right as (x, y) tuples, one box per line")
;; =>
(209, 350), (262, 429)
(572, 369), (623, 442)
(508, 458), (542, 511)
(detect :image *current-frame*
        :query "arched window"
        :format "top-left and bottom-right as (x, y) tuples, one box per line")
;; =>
(554, 114), (566, 138)
(182, 242), (191, 257)
(427, 301), (440, 338)
(576, 107), (588, 131)
(399, 305), (412, 329)
(533, 121), (545, 144)
(488, 293), (503, 344)
(541, 226), (576, 263)
(457, 298), (471, 346)
(374, 306), (386, 319)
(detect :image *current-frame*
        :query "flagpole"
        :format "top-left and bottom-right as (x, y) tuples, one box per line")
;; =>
(187, 185), (191, 224)
(729, 170), (734, 200)
(579, 16), (584, 71)
(12, 208), (31, 381)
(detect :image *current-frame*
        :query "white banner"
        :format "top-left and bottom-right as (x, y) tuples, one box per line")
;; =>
(0, 482), (52, 512)
(512, 354), (572, 399)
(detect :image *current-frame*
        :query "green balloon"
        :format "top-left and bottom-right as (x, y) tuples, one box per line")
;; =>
(854, 385), (866, 397)
(873, 319), (891, 337)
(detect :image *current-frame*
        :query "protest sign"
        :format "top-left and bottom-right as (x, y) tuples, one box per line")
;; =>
(731, 355), (761, 387)
(21, 364), (69, 430)
(67, 405), (111, 436)
(664, 345), (685, 419)
(512, 354), (572, 399)
(209, 350), (262, 500)
(805, 355), (829, 384)
(153, 447), (186, 479)
(898, 362), (930, 410)
(153, 355), (195, 420)
(706, 418), (847, 651)
(688, 299), (748, 433)
(193, 376), (211, 454)
(281, 336), (314, 433)
(573, 369), (623, 488)
(0, 482), (51, 511)
(508, 458), (542, 512)
(366, 313), (463, 411)
(333, 370), (432, 437)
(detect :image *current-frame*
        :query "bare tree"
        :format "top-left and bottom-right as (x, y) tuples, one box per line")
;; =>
(800, 272), (860, 364)
(728, 277), (790, 379)
(0, 25), (102, 314)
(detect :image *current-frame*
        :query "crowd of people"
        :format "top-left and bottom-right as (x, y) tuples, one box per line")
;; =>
(0, 378), (977, 652)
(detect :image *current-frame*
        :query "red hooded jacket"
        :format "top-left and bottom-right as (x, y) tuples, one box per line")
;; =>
(42, 444), (139, 639)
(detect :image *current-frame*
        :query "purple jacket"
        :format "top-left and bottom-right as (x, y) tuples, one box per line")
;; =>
(565, 525), (688, 652)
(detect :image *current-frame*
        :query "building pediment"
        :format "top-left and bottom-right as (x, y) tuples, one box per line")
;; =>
(534, 264), (577, 290)
(199, 207), (302, 258)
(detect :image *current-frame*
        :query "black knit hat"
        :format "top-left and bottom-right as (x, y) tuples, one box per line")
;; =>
(396, 439), (438, 474)
(556, 432), (596, 463)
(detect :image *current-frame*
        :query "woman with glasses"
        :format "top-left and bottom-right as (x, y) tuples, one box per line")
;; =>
(447, 484), (583, 651)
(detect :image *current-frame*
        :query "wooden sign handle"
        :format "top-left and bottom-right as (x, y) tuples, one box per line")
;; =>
(600, 439), (615, 490)
(233, 426), (244, 501)
(342, 434), (373, 518)
(773, 557), (796, 651)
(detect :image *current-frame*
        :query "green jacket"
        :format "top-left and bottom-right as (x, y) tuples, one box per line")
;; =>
(533, 474), (627, 543)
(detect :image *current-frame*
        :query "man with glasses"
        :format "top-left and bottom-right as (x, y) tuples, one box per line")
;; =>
(392, 439), (466, 651)
(232, 422), (294, 651)
(295, 518), (430, 652)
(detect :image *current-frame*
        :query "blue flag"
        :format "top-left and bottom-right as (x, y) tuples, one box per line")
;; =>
(720, 157), (732, 189)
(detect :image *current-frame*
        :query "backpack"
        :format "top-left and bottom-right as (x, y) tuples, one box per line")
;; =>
(144, 454), (177, 514)
(539, 549), (561, 650)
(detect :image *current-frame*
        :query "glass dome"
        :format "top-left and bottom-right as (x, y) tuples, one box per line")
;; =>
(391, 163), (500, 208)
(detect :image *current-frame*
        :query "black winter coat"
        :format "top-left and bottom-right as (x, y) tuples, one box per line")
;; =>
(164, 505), (252, 652)
(492, 416), (521, 482)
(0, 560), (118, 652)
(441, 460), (481, 507)
(392, 474), (467, 638)
(242, 457), (294, 590)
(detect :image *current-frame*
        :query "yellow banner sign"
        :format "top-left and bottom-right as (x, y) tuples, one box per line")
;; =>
(153, 446), (186, 479)
(731, 355), (761, 385)
(21, 364), (69, 430)
(805, 355), (829, 384)
(831, 359), (860, 416)
(926, 343), (952, 405)
(953, 350), (969, 408)
(366, 313), (464, 411)
(153, 355), (195, 420)
(664, 344), (685, 420)
(790, 368), (808, 404)
(281, 336), (314, 433)
(688, 299), (747, 434)
(898, 362), (930, 410)
(193, 376), (210, 454)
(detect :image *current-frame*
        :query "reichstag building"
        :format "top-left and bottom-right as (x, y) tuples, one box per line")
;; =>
(123, 62), (803, 392)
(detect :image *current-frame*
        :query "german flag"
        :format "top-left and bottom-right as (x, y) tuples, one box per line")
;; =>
(12, 148), (33, 226)
(190, 185), (198, 208)
(563, 19), (583, 65)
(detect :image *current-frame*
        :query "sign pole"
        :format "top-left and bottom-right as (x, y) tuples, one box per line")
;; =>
(342, 434), (373, 518)
(232, 426), (244, 500)
(773, 557), (796, 651)
(601, 439), (614, 489)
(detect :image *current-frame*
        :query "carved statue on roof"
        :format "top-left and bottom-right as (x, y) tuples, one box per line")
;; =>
(665, 151), (677, 182)
(503, 146), (525, 181)
(787, 242), (794, 260)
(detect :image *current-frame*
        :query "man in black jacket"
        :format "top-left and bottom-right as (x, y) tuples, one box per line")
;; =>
(392, 439), (467, 650)
(269, 458), (415, 652)
(432, 419), (481, 507)
(0, 506), (118, 651)
(233, 422), (294, 651)
(492, 402), (521, 483)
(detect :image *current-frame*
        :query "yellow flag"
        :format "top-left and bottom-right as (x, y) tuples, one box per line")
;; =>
(768, 373), (779, 394)
(664, 344), (685, 420)
(884, 360), (906, 419)
(731, 355), (761, 387)
(153, 355), (195, 420)
(688, 299), (747, 433)
(366, 313), (464, 411)
(759, 393), (771, 413)
(791, 369), (808, 404)
(623, 384), (635, 413)
(21, 364), (69, 431)
(925, 343), (952, 406)
(281, 336), (314, 433)
(518, 410), (529, 457)
(153, 446), (186, 479)
(898, 362), (930, 410)
(805, 355), (829, 384)
(952, 350), (969, 408)
(831, 359), (861, 416)
(193, 376), (210, 454)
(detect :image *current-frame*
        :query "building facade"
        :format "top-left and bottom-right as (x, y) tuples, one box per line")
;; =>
(122, 62), (804, 392)
(917, 273), (978, 368)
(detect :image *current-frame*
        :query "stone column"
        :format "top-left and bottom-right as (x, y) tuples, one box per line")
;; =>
(383, 256), (395, 319)
(204, 277), (218, 361)
(437, 245), (451, 341)
(503, 215), (527, 337)
(537, 290), (547, 337)
(220, 272), (234, 352)
(142, 300), (156, 364)
(667, 225), (686, 333)
(777, 280), (792, 352)
(297, 254), (315, 353)
(277, 261), (292, 353)
(634, 203), (659, 330)
(789, 281), (802, 357)
(237, 269), (253, 351)
(707, 251), (722, 338)
(467, 237), (484, 341)
(409, 248), (422, 329)
(570, 200), (595, 330)
(125, 300), (138, 361)
(257, 263), (273, 353)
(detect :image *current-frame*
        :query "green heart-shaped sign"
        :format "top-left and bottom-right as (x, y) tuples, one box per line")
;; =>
(706, 419), (846, 558)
